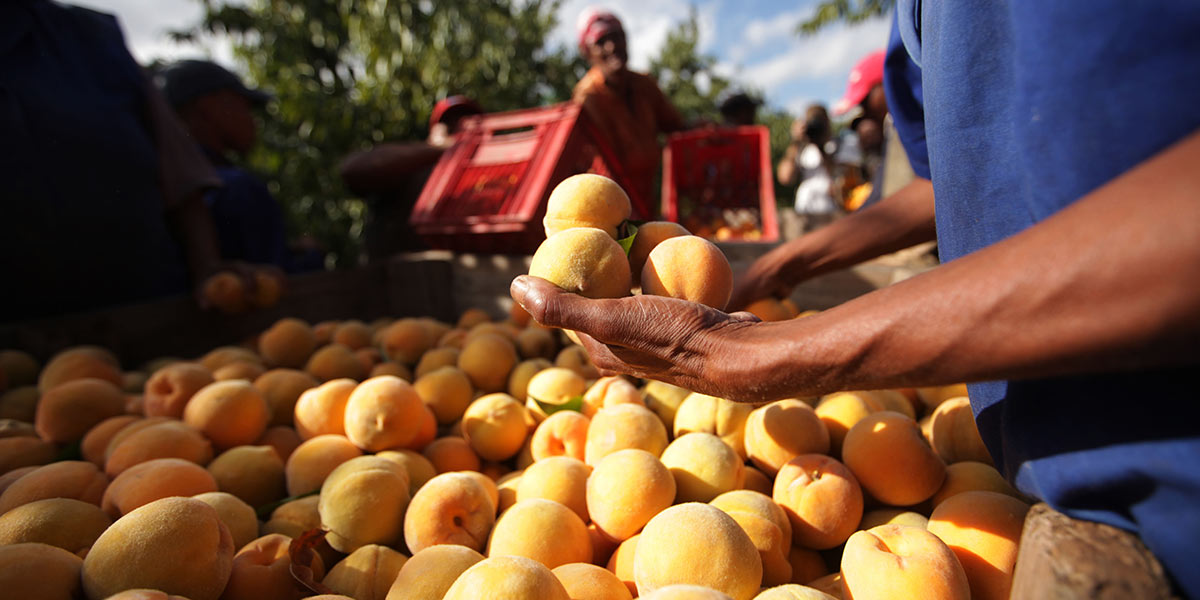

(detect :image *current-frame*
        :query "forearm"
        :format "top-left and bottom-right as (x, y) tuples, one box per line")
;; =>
(339, 143), (443, 195)
(776, 143), (801, 186)
(741, 131), (1200, 398)
(781, 177), (935, 284)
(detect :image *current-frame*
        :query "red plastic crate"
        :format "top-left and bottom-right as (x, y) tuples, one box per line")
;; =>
(662, 126), (779, 242)
(410, 102), (650, 254)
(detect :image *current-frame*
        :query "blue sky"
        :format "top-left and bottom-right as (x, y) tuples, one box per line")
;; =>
(75, 0), (891, 117)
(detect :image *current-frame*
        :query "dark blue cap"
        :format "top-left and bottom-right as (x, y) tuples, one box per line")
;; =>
(158, 59), (271, 108)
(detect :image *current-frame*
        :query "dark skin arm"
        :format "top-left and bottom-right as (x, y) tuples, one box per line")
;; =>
(728, 177), (936, 311)
(512, 129), (1200, 402)
(338, 143), (446, 196)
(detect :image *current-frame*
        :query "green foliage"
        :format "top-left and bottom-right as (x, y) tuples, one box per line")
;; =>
(174, 0), (586, 267)
(796, 0), (895, 35)
(647, 7), (729, 124)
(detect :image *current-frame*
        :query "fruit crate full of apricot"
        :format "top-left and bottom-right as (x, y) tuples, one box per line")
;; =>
(411, 102), (652, 255)
(661, 126), (779, 242)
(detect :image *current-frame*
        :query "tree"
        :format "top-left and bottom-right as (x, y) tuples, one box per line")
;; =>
(796, 0), (895, 35)
(647, 7), (729, 124)
(173, 0), (586, 267)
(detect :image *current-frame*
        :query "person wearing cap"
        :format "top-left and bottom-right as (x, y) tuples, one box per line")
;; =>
(573, 8), (687, 207)
(338, 96), (484, 261)
(0, 0), (227, 320)
(160, 59), (318, 273)
(511, 2), (1200, 595)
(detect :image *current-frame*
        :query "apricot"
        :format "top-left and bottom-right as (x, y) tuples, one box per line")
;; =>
(260, 495), (321, 539)
(787, 546), (829, 585)
(447, 554), (572, 599)
(329, 319), (371, 350)
(83, 497), (234, 600)
(556, 344), (601, 379)
(508, 358), (552, 405)
(324, 544), (408, 600)
(305, 343), (368, 382)
(840, 524), (970, 600)
(370, 360), (413, 380)
(414, 347), (460, 379)
(553, 562), (634, 600)
(284, 434), (362, 496)
(258, 318), (317, 369)
(805, 573), (844, 599)
(543, 173), (632, 239)
(105, 420), (213, 476)
(101, 457), (218, 517)
(516, 455), (591, 521)
(143, 362), (214, 418)
(458, 333), (519, 394)
(862, 389), (916, 420)
(772, 454), (863, 549)
(496, 471), (523, 514)
(515, 327), (557, 360)
(221, 533), (320, 600)
(915, 384), (969, 414)
(199, 346), (261, 373)
(35, 377), (126, 443)
(202, 271), (249, 314)
(625, 221), (688, 281)
(0, 349), (40, 387)
(212, 361), (265, 381)
(404, 471), (497, 554)
(673, 393), (755, 460)
(462, 393), (529, 461)
(929, 396), (993, 465)
(38, 347), (122, 393)
(813, 391), (879, 456)
(930, 461), (1022, 509)
(744, 400), (830, 476)
(254, 368), (319, 427)
(0, 542), (84, 599)
(530, 227), (633, 301)
(634, 503), (762, 600)
(927, 491), (1030, 600)
(318, 455), (410, 552)
(488, 498), (592, 569)
(182, 380), (269, 451)
(526, 366), (586, 417)
(745, 298), (793, 322)
(101, 590), (190, 600)
(842, 411), (945, 506)
(0, 385), (39, 422)
(255, 425), (302, 462)
(642, 379), (690, 431)
(0, 436), (55, 474)
(641, 236), (733, 310)
(385, 544), (484, 600)
(406, 401), (438, 450)
(740, 466), (772, 495)
(206, 445), (286, 508)
(343, 375), (425, 451)
(725, 509), (793, 586)
(367, 451), (429, 496)
(587, 449), (675, 542)
(661, 432), (744, 503)
(293, 378), (355, 440)
(752, 584), (837, 600)
(859, 508), (929, 531)
(0, 497), (111, 556)
(422, 436), (481, 473)
(531, 410), (590, 462)
(192, 491), (258, 553)
(82, 417), (140, 468)
(0, 460), (108, 515)
(587, 405), (667, 468)
(413, 366), (474, 425)
(380, 319), (435, 365)
(582, 375), (644, 418)
(710, 490), (793, 547)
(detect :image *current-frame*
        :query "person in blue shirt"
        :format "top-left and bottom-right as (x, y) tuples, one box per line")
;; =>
(509, 2), (1200, 596)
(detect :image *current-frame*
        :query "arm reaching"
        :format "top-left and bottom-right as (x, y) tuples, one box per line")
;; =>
(515, 129), (1200, 401)
(339, 143), (445, 196)
(728, 177), (936, 311)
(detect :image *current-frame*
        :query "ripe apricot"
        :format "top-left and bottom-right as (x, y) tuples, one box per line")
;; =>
(293, 378), (355, 440)
(813, 391), (878, 456)
(284, 434), (362, 496)
(642, 235), (733, 310)
(375, 449), (437, 494)
(582, 376), (644, 418)
(462, 393), (529, 462)
(413, 366), (474, 425)
(628, 221), (690, 284)
(80, 415), (139, 466)
(531, 410), (590, 462)
(380, 319), (435, 365)
(661, 432), (745, 503)
(101, 457), (217, 517)
(258, 318), (317, 369)
(0, 349), (39, 388)
(414, 346), (460, 378)
(586, 403), (669, 465)
(385, 544), (484, 600)
(212, 361), (265, 381)
(305, 343), (369, 382)
(0, 542), (85, 599)
(634, 503), (763, 600)
(840, 524), (970, 600)
(143, 362), (214, 418)
(556, 344), (601, 379)
(515, 327), (558, 360)
(530, 228), (632, 299)
(35, 377), (126, 443)
(842, 411), (945, 506)
(744, 298), (793, 323)
(553, 562), (634, 600)
(255, 425), (302, 462)
(404, 471), (497, 554)
(488, 498), (592, 569)
(642, 379), (690, 431)
(587, 449), (675, 542)
(221, 533), (320, 600)
(38, 346), (122, 393)
(0, 460), (108, 515)
(343, 375), (426, 452)
(927, 491), (1030, 600)
(192, 491), (258, 553)
(929, 397), (993, 465)
(183, 380), (270, 451)
(931, 461), (1023, 508)
(458, 332), (519, 393)
(0, 497), (111, 557)
(753, 584), (837, 600)
(254, 368), (319, 427)
(421, 436), (481, 473)
(673, 393), (755, 460)
(744, 399), (830, 476)
(0, 436), (55, 474)
(318, 455), (411, 553)
(202, 271), (249, 314)
(773, 454), (863, 550)
(0, 385), (39, 422)
(508, 358), (553, 404)
(260, 495), (321, 539)
(105, 420), (213, 476)
(516, 455), (591, 521)
(543, 173), (631, 239)
(324, 544), (408, 600)
(206, 445), (286, 509)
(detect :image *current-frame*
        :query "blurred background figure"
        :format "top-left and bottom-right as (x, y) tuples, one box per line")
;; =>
(339, 95), (484, 262)
(159, 59), (320, 273)
(776, 104), (840, 233)
(0, 0), (226, 321)
(572, 7), (687, 207)
(717, 88), (762, 127)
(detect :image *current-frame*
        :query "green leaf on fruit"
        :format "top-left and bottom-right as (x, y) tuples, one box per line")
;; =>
(617, 222), (639, 256)
(530, 393), (585, 415)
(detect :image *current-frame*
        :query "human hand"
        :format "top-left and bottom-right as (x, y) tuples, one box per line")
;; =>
(511, 275), (768, 401)
(727, 242), (805, 312)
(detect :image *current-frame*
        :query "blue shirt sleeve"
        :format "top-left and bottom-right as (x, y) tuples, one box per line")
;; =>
(883, 9), (930, 180)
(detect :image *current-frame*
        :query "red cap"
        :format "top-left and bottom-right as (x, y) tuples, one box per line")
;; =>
(430, 96), (483, 130)
(577, 8), (624, 54)
(833, 50), (885, 116)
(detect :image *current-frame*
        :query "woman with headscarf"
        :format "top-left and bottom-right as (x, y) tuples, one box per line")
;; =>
(573, 8), (687, 207)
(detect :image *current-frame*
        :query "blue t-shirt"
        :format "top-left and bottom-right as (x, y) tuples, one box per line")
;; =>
(203, 153), (290, 269)
(0, 1), (189, 320)
(887, 1), (1200, 595)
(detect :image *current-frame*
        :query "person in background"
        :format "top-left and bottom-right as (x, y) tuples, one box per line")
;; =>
(717, 89), (761, 127)
(0, 0), (225, 321)
(338, 95), (483, 261)
(573, 8), (687, 207)
(159, 59), (321, 273)
(776, 104), (840, 232)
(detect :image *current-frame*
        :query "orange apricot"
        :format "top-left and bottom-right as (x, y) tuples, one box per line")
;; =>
(183, 380), (270, 451)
